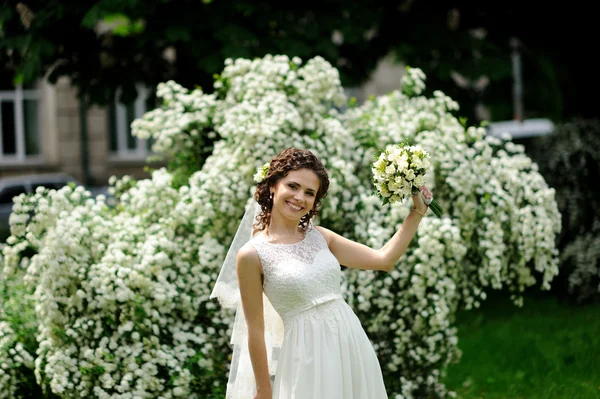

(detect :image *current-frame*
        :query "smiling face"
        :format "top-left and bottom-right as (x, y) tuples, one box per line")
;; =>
(270, 168), (321, 222)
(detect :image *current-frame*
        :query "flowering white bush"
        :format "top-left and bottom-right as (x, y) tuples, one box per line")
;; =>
(3, 180), (231, 398)
(344, 77), (561, 306)
(0, 55), (561, 398)
(131, 80), (218, 156)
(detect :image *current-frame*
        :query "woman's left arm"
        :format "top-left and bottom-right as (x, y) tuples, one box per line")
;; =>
(317, 186), (432, 272)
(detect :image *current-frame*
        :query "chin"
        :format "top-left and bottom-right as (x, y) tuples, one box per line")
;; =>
(285, 210), (307, 220)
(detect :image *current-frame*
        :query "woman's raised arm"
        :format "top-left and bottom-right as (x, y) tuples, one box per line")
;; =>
(316, 187), (432, 272)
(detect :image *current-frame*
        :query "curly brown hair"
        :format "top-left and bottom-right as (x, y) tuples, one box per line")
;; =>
(253, 148), (330, 235)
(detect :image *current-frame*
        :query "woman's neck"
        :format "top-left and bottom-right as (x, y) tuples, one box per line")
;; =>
(267, 212), (302, 237)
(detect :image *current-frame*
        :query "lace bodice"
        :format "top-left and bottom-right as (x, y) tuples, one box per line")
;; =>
(249, 223), (343, 324)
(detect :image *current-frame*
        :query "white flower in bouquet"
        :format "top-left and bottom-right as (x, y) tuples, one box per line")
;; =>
(372, 144), (443, 216)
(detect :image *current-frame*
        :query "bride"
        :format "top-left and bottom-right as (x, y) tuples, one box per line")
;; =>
(212, 147), (432, 399)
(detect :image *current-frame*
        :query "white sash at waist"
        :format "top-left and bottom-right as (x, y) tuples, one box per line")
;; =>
(281, 293), (344, 321)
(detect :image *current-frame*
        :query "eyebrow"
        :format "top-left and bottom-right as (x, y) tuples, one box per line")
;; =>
(288, 181), (317, 193)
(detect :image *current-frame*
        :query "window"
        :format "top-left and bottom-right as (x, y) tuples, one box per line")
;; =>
(108, 84), (156, 159)
(0, 76), (41, 162)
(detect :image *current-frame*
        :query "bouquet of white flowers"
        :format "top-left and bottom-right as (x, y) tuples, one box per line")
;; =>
(372, 144), (443, 216)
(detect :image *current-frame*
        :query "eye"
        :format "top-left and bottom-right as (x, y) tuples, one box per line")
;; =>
(288, 184), (297, 190)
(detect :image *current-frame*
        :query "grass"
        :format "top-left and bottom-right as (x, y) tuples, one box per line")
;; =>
(443, 290), (600, 399)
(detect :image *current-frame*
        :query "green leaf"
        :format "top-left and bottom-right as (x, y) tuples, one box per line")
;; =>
(13, 72), (24, 86)
(81, 5), (105, 29)
(108, 14), (146, 36)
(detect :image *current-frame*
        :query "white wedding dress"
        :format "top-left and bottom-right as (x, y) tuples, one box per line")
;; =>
(248, 221), (388, 399)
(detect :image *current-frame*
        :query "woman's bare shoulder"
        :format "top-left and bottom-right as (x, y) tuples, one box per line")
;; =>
(236, 241), (261, 269)
(314, 225), (332, 246)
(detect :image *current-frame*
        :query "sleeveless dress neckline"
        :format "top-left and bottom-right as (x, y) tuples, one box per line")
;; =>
(255, 223), (313, 246)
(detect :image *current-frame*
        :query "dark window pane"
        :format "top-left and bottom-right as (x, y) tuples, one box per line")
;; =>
(145, 91), (157, 152)
(1, 102), (16, 155)
(108, 101), (118, 152)
(24, 99), (40, 155)
(145, 91), (157, 111)
(0, 71), (15, 90)
(126, 102), (136, 150)
(0, 185), (27, 205)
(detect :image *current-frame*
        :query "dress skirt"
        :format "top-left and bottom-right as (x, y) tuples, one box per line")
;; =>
(272, 295), (388, 399)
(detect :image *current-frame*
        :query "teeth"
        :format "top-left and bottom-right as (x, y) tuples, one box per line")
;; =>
(287, 202), (302, 211)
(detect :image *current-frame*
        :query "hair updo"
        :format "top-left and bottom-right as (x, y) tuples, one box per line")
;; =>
(253, 148), (330, 235)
